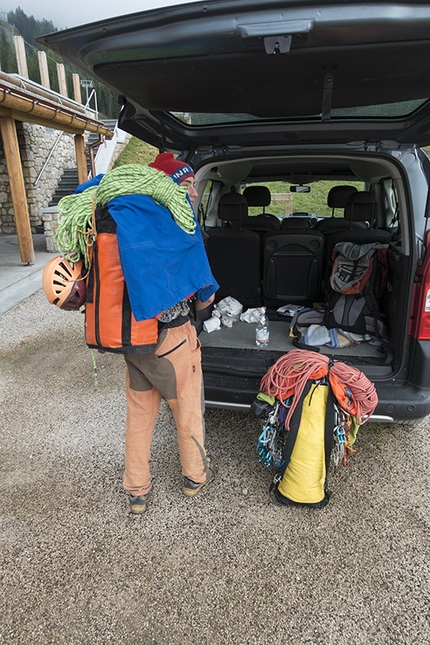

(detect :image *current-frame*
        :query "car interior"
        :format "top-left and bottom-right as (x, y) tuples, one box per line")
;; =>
(194, 154), (411, 380)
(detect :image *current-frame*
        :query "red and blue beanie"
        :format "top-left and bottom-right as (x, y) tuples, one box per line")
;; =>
(149, 152), (194, 184)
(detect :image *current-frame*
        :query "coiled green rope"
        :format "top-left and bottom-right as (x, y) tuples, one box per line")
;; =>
(55, 186), (97, 264)
(56, 164), (196, 263)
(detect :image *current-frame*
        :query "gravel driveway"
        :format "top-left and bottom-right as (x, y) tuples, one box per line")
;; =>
(1, 291), (429, 645)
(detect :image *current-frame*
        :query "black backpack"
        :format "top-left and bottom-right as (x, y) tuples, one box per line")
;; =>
(324, 241), (389, 338)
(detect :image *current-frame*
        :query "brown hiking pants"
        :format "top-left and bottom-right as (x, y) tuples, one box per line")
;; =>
(123, 320), (209, 496)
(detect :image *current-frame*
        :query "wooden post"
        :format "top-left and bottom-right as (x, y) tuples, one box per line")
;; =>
(0, 117), (35, 264)
(74, 134), (88, 184)
(38, 51), (50, 89)
(56, 63), (68, 97)
(72, 74), (82, 103)
(14, 35), (29, 78)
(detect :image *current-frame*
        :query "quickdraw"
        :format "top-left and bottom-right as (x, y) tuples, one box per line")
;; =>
(257, 399), (291, 468)
(256, 388), (357, 471)
(332, 404), (355, 467)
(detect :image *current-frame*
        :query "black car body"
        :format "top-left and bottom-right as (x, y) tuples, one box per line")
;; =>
(39, 0), (430, 422)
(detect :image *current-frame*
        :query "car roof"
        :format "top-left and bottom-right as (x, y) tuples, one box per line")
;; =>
(39, 0), (430, 150)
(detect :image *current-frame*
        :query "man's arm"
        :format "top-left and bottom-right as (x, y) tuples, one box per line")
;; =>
(194, 294), (215, 311)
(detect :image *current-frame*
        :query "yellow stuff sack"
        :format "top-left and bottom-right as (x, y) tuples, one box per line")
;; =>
(274, 381), (334, 508)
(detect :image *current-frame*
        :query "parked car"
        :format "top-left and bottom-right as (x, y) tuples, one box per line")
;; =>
(39, 0), (430, 423)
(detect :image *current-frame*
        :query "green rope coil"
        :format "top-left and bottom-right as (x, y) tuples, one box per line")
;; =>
(56, 163), (196, 262)
(56, 186), (97, 264)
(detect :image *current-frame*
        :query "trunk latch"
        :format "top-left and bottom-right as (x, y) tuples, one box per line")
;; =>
(263, 35), (292, 55)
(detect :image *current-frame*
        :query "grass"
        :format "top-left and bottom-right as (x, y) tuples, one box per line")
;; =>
(250, 180), (364, 217)
(113, 137), (158, 168)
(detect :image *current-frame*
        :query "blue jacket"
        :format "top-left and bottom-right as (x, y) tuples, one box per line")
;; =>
(107, 194), (219, 321)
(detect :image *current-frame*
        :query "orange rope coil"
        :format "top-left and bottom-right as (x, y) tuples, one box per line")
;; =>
(260, 349), (378, 429)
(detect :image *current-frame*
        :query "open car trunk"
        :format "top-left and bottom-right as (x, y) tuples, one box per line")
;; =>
(199, 245), (409, 408)
(193, 151), (415, 409)
(38, 0), (430, 421)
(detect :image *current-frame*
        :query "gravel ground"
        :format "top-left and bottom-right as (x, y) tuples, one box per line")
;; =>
(1, 290), (429, 645)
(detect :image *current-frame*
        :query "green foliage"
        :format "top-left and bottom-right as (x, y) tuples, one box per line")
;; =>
(0, 24), (18, 73)
(7, 8), (57, 44)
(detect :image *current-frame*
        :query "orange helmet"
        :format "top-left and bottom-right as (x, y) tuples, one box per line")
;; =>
(42, 256), (86, 310)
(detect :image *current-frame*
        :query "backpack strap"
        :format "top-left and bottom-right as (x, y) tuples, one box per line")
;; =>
(292, 331), (321, 353)
(290, 307), (324, 353)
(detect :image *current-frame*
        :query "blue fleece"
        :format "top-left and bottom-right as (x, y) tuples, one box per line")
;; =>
(106, 194), (219, 321)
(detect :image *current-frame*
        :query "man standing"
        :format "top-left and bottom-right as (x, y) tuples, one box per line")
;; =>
(53, 152), (219, 515)
(122, 153), (217, 514)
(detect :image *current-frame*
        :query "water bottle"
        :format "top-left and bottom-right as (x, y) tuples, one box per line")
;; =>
(256, 309), (270, 347)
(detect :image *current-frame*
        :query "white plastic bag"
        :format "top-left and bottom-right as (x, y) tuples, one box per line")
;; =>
(213, 296), (243, 327)
(240, 307), (266, 323)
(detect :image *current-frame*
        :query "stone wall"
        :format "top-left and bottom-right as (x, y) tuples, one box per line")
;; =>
(0, 122), (79, 234)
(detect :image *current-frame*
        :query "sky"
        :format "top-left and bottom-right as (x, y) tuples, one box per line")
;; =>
(0, 0), (195, 30)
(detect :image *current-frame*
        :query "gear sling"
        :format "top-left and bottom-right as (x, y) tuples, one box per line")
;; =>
(85, 205), (159, 353)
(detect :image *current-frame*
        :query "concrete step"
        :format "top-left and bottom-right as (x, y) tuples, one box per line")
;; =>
(0, 269), (44, 315)
(0, 234), (52, 315)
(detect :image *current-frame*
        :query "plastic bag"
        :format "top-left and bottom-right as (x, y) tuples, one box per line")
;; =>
(213, 296), (243, 327)
(240, 307), (266, 323)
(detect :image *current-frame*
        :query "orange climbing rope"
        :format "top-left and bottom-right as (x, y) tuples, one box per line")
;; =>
(260, 349), (378, 430)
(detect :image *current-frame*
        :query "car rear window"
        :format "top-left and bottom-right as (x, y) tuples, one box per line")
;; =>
(172, 99), (427, 126)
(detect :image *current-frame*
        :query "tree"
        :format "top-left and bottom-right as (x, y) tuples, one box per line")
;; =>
(0, 23), (18, 74)
(2, 8), (119, 118)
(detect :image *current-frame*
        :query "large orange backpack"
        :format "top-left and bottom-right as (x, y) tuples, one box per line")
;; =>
(85, 205), (158, 353)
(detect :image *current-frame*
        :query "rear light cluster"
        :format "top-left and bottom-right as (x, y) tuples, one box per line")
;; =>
(413, 231), (430, 340)
(417, 274), (430, 340)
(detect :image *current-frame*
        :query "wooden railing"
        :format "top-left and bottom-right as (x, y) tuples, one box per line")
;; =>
(13, 34), (84, 104)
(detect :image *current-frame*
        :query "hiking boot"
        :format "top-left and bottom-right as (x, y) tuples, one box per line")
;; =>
(129, 494), (147, 514)
(183, 467), (215, 497)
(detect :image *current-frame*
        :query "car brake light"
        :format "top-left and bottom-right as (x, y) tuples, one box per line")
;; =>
(417, 273), (430, 340)
(414, 233), (430, 340)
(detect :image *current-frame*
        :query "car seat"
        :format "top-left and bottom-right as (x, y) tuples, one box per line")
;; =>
(262, 228), (325, 307)
(205, 193), (262, 307)
(242, 186), (280, 235)
(314, 185), (358, 233)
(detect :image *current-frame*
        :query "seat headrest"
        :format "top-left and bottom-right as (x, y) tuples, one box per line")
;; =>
(344, 191), (377, 222)
(280, 217), (310, 229)
(243, 185), (271, 207)
(327, 185), (358, 209)
(218, 193), (248, 222)
(242, 214), (280, 231)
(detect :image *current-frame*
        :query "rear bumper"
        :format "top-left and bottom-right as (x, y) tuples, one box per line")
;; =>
(203, 373), (430, 422)
(371, 381), (430, 421)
